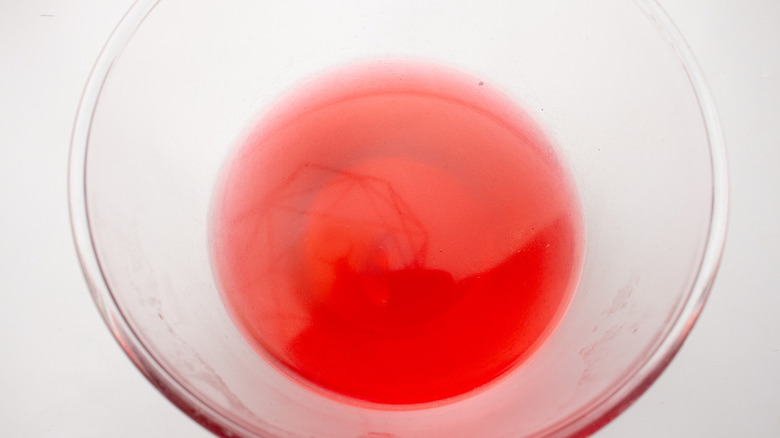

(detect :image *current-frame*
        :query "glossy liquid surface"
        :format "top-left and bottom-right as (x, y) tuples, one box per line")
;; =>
(211, 62), (583, 405)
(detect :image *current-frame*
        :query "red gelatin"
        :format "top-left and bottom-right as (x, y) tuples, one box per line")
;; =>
(211, 62), (583, 405)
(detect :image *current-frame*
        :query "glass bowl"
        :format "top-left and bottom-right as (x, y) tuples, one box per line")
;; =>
(69, 1), (727, 437)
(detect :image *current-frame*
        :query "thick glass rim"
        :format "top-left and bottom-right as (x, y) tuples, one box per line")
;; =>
(67, 1), (728, 437)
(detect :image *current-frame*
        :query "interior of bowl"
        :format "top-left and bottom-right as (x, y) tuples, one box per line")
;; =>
(70, 0), (726, 437)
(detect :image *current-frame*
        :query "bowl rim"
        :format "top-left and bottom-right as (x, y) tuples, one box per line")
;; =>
(68, 1), (728, 437)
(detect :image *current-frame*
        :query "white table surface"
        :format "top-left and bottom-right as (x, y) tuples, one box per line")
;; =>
(1, 1), (778, 437)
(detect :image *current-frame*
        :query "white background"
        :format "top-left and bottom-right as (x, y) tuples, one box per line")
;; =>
(1, 1), (778, 437)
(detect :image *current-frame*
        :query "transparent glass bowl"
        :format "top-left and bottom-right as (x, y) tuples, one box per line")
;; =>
(69, 1), (727, 437)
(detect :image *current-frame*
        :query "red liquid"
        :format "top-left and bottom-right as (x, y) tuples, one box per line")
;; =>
(211, 62), (583, 405)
